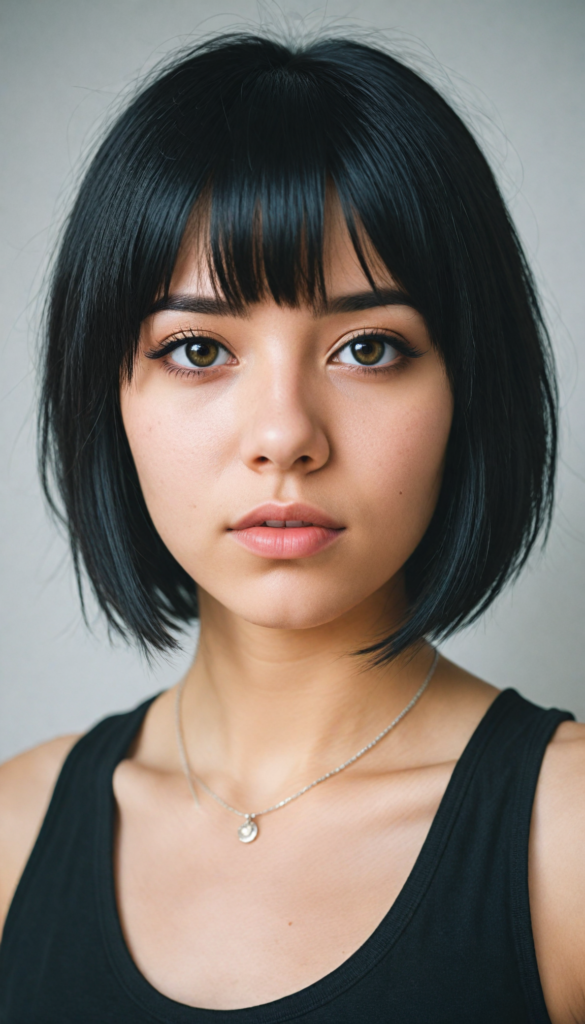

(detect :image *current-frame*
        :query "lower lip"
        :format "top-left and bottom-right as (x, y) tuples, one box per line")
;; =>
(230, 525), (343, 559)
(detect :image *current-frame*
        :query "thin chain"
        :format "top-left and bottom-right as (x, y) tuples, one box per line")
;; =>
(175, 648), (438, 822)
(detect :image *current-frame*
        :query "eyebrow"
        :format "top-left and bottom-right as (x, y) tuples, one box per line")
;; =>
(147, 288), (417, 318)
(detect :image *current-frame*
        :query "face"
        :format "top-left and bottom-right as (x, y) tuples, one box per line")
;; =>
(120, 211), (453, 635)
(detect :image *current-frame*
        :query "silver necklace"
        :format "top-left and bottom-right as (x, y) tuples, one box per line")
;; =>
(175, 648), (438, 844)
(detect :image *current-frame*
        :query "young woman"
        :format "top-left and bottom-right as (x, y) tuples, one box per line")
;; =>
(0, 33), (584, 1024)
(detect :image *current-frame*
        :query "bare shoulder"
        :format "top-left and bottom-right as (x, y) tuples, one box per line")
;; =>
(530, 719), (585, 1024)
(0, 735), (80, 936)
(535, 719), (585, 832)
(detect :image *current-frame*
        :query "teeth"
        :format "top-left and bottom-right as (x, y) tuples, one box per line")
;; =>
(263, 520), (312, 528)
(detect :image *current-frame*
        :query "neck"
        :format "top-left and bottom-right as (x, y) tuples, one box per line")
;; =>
(178, 580), (434, 809)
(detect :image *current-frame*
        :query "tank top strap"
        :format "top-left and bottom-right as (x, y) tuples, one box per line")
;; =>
(421, 688), (574, 1023)
(0, 695), (157, 955)
(503, 691), (575, 1020)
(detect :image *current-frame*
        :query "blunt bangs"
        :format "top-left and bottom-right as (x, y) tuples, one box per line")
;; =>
(39, 33), (557, 658)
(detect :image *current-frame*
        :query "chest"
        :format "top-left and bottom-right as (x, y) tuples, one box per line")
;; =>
(113, 762), (451, 1009)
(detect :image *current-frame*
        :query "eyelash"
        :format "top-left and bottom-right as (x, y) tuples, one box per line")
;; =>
(146, 332), (232, 379)
(333, 331), (420, 375)
(146, 330), (421, 378)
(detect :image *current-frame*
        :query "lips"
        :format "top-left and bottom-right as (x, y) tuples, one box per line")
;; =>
(231, 503), (343, 532)
(229, 503), (344, 560)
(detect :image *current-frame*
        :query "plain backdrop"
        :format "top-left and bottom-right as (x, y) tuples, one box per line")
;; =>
(1, 0), (584, 761)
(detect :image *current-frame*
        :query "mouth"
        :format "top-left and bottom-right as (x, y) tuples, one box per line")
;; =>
(263, 519), (314, 528)
(229, 503), (345, 559)
(230, 503), (344, 532)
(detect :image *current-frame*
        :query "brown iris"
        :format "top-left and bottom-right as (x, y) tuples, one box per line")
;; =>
(350, 338), (386, 365)
(185, 339), (219, 367)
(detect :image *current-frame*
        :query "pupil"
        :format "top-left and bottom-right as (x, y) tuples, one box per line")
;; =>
(186, 340), (218, 367)
(351, 339), (384, 365)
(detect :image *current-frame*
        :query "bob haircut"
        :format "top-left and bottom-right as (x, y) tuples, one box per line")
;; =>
(40, 33), (557, 661)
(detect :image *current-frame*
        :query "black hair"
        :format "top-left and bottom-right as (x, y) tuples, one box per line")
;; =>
(39, 32), (557, 659)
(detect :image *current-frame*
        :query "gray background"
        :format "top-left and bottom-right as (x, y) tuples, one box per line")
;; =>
(1, 0), (584, 761)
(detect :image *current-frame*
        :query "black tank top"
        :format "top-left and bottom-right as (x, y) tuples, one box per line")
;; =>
(0, 689), (573, 1023)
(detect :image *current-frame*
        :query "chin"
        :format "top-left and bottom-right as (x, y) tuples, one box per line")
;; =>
(210, 576), (374, 632)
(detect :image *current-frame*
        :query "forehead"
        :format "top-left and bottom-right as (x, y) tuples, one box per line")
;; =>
(169, 195), (398, 308)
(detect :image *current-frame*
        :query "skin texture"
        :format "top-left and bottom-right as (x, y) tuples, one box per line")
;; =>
(1, 212), (585, 1020)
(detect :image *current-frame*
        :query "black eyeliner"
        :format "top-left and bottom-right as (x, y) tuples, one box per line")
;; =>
(338, 332), (424, 359)
(145, 333), (227, 361)
(145, 338), (186, 360)
(146, 331), (423, 363)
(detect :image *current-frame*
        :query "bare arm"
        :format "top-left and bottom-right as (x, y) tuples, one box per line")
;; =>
(531, 721), (585, 1024)
(0, 735), (79, 937)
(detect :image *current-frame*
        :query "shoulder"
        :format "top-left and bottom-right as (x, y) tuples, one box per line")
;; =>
(532, 718), (585, 859)
(530, 719), (585, 1023)
(534, 719), (585, 847)
(0, 735), (80, 937)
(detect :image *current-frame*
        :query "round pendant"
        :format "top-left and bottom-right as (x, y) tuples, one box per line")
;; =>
(238, 818), (258, 843)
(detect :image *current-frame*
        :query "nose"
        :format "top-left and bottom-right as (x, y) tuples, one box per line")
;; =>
(239, 371), (330, 475)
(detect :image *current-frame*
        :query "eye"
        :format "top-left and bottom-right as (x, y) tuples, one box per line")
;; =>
(335, 335), (399, 367)
(171, 337), (231, 369)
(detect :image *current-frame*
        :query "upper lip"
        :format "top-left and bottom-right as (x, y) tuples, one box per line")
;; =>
(230, 503), (345, 531)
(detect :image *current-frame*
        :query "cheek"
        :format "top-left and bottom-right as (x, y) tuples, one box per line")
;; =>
(371, 403), (449, 502)
(120, 381), (232, 549)
(339, 378), (452, 560)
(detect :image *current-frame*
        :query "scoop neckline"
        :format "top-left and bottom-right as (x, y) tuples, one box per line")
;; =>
(95, 688), (514, 1023)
